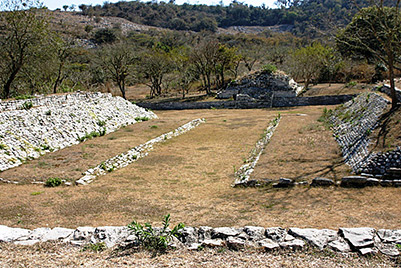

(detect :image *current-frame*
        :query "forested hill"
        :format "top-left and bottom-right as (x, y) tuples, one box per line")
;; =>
(78, 0), (395, 37)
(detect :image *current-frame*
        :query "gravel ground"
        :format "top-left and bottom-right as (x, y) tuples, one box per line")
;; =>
(0, 242), (399, 268)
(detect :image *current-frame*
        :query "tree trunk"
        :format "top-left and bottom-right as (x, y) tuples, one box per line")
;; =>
(388, 56), (398, 109)
(3, 68), (20, 99)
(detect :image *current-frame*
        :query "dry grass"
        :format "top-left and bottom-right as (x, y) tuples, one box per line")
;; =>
(252, 107), (350, 182)
(0, 242), (397, 268)
(0, 108), (400, 231)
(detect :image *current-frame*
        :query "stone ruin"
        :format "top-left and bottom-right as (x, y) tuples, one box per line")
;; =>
(0, 224), (400, 257)
(217, 70), (303, 101)
(0, 92), (156, 172)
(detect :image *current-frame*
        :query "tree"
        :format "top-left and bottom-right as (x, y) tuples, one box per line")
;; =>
(215, 44), (241, 89)
(141, 48), (173, 98)
(337, 2), (401, 108)
(190, 40), (219, 95)
(49, 35), (74, 93)
(287, 42), (332, 91)
(62, 5), (68, 11)
(171, 47), (198, 98)
(93, 28), (117, 44)
(98, 42), (137, 99)
(0, 0), (49, 98)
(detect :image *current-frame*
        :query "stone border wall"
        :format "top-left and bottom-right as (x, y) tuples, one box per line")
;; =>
(136, 94), (356, 110)
(76, 118), (205, 185)
(0, 224), (399, 257)
(0, 92), (156, 172)
(233, 115), (281, 187)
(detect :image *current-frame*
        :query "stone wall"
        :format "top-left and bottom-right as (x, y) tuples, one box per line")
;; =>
(137, 94), (356, 110)
(0, 224), (399, 257)
(328, 93), (389, 173)
(216, 70), (303, 99)
(0, 92), (156, 172)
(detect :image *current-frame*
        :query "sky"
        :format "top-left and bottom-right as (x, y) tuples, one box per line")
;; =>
(41, 0), (277, 11)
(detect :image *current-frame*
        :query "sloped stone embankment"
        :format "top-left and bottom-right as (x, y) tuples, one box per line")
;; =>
(328, 93), (389, 172)
(0, 92), (156, 172)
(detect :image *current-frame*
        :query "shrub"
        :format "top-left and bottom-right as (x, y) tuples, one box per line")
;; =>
(128, 214), (184, 253)
(45, 177), (62, 187)
(262, 64), (277, 74)
(21, 101), (33, 110)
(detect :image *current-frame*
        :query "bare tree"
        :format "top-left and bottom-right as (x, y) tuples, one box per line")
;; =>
(98, 42), (137, 99)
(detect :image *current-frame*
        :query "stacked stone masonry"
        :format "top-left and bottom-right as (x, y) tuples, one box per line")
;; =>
(328, 93), (389, 173)
(233, 115), (281, 187)
(216, 70), (303, 100)
(0, 92), (156, 172)
(0, 225), (399, 257)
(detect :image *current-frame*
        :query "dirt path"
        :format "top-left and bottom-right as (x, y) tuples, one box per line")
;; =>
(0, 108), (400, 230)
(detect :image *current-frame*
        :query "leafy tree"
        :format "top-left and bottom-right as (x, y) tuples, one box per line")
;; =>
(337, 3), (401, 108)
(0, 0), (49, 98)
(287, 42), (333, 90)
(215, 44), (241, 89)
(171, 47), (198, 98)
(98, 42), (137, 99)
(141, 48), (173, 98)
(190, 40), (219, 95)
(62, 5), (68, 11)
(92, 28), (117, 45)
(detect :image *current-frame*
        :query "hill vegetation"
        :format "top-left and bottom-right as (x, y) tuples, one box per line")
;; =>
(78, 0), (395, 37)
(0, 0), (400, 104)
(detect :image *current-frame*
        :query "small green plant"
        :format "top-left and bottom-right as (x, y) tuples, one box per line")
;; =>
(135, 117), (149, 122)
(82, 242), (107, 252)
(128, 214), (184, 253)
(21, 101), (33, 110)
(30, 191), (43, 196)
(45, 110), (51, 116)
(0, 143), (6, 150)
(97, 120), (106, 127)
(262, 64), (277, 74)
(345, 81), (357, 88)
(396, 244), (401, 250)
(45, 177), (62, 187)
(150, 125), (158, 129)
(100, 162), (107, 170)
(99, 127), (106, 136)
(41, 144), (50, 151)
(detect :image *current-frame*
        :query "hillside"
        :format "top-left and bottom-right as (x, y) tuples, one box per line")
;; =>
(76, 0), (396, 37)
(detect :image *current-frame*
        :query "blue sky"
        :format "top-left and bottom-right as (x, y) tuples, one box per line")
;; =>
(42, 0), (277, 11)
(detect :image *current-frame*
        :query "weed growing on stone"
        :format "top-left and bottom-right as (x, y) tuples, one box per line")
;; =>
(97, 120), (106, 127)
(21, 101), (33, 110)
(82, 242), (107, 253)
(0, 143), (6, 150)
(45, 177), (62, 187)
(128, 214), (184, 253)
(45, 110), (51, 116)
